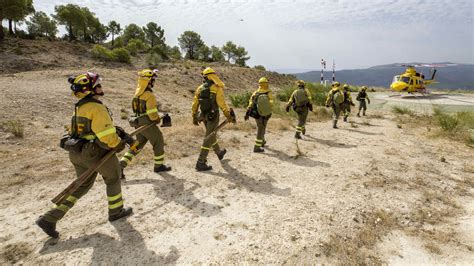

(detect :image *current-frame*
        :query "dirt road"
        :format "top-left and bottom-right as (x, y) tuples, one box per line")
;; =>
(0, 69), (473, 264)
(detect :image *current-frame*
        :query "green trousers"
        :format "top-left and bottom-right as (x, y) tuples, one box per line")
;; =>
(198, 116), (222, 163)
(44, 142), (123, 223)
(295, 106), (309, 135)
(358, 100), (367, 114)
(331, 103), (342, 121)
(341, 102), (351, 119)
(121, 121), (165, 167)
(255, 116), (270, 147)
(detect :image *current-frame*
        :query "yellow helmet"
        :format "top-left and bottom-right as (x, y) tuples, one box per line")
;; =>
(361, 86), (368, 91)
(343, 84), (349, 88)
(296, 80), (305, 86)
(258, 77), (268, 83)
(332, 81), (340, 87)
(202, 67), (216, 76)
(138, 68), (158, 78)
(68, 72), (101, 98)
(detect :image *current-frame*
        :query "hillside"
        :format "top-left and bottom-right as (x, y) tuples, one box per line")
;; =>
(295, 63), (474, 90)
(0, 39), (473, 264)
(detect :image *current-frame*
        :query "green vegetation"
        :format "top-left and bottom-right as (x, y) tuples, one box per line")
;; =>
(433, 108), (474, 145)
(92, 45), (131, 63)
(254, 65), (266, 71)
(25, 11), (58, 39)
(229, 91), (252, 108)
(277, 82), (331, 106)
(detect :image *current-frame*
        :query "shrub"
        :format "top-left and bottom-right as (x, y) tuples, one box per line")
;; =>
(229, 91), (252, 108)
(146, 52), (163, 68)
(276, 82), (330, 106)
(111, 48), (131, 63)
(126, 38), (147, 55)
(92, 44), (114, 60)
(254, 65), (266, 71)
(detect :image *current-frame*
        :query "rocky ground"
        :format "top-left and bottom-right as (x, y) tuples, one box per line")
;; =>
(0, 62), (473, 264)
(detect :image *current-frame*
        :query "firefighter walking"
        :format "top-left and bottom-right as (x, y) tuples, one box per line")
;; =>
(286, 80), (313, 139)
(192, 67), (236, 171)
(120, 69), (171, 178)
(244, 77), (273, 152)
(36, 72), (133, 239)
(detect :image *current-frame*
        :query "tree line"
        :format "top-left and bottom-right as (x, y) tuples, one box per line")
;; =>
(0, 1), (253, 67)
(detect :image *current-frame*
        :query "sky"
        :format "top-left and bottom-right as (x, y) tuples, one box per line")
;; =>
(32, 0), (474, 72)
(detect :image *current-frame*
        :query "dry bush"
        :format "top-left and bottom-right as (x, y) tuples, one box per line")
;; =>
(367, 113), (384, 119)
(267, 118), (292, 131)
(424, 242), (442, 254)
(310, 106), (332, 122)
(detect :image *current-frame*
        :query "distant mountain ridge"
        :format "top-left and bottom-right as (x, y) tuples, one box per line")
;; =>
(294, 63), (474, 90)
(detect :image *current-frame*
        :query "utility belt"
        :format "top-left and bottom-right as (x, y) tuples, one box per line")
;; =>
(60, 134), (96, 153)
(129, 113), (150, 128)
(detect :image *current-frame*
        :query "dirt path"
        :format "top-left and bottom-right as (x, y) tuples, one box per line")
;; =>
(0, 69), (473, 264)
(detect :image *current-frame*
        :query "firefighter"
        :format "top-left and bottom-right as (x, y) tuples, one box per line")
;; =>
(36, 72), (133, 239)
(286, 80), (313, 139)
(192, 67), (236, 171)
(120, 69), (171, 178)
(341, 84), (355, 122)
(244, 77), (273, 152)
(325, 81), (345, 129)
(356, 86), (371, 116)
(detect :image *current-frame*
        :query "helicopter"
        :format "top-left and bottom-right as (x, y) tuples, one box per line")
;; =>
(390, 65), (438, 95)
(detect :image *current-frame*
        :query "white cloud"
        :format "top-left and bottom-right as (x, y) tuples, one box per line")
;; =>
(31, 0), (474, 70)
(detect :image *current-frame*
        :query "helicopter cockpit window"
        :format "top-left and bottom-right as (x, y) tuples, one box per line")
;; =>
(393, 75), (400, 83)
(400, 76), (411, 83)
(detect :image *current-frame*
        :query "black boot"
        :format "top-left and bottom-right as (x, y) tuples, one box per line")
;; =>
(154, 164), (171, 173)
(196, 161), (212, 171)
(295, 132), (302, 139)
(262, 140), (267, 147)
(343, 117), (348, 122)
(109, 207), (133, 222)
(333, 120), (338, 129)
(216, 149), (227, 160)
(36, 216), (59, 238)
(357, 113), (360, 117)
(302, 128), (306, 135)
(254, 146), (264, 153)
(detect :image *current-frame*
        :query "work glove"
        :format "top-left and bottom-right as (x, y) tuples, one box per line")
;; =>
(307, 103), (313, 111)
(368, 100), (371, 104)
(285, 104), (290, 113)
(192, 115), (199, 126)
(116, 126), (135, 146)
(351, 102), (355, 107)
(244, 109), (250, 121)
(115, 141), (126, 153)
(228, 108), (237, 123)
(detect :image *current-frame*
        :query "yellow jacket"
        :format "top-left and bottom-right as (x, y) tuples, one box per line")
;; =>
(192, 83), (231, 118)
(247, 85), (274, 109)
(325, 86), (345, 106)
(71, 99), (120, 149)
(132, 90), (160, 122)
(287, 88), (312, 106)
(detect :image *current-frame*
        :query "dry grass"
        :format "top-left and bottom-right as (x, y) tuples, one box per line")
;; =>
(267, 118), (292, 131)
(424, 242), (442, 255)
(320, 210), (397, 265)
(310, 106), (332, 122)
(367, 113), (385, 119)
(1, 120), (24, 138)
